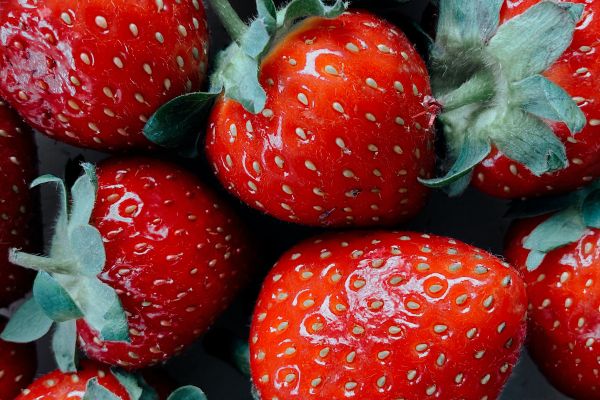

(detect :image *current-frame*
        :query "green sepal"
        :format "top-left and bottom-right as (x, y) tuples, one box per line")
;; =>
(420, 136), (491, 188)
(82, 378), (122, 400)
(431, 0), (585, 194)
(70, 225), (106, 276)
(491, 109), (567, 176)
(526, 250), (546, 272)
(211, 44), (267, 114)
(0, 298), (53, 343)
(436, 0), (503, 47)
(167, 386), (208, 400)
(52, 320), (78, 372)
(583, 190), (600, 228)
(523, 207), (587, 253)
(257, 0), (277, 31)
(33, 272), (83, 322)
(487, 1), (584, 82)
(512, 75), (586, 134)
(143, 92), (219, 156)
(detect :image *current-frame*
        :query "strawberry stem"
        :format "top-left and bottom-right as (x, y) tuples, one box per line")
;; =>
(207, 0), (248, 43)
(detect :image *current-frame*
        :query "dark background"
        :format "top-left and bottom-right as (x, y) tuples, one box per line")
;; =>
(24, 0), (569, 399)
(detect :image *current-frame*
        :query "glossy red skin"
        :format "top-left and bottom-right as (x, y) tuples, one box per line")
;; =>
(207, 12), (435, 227)
(250, 231), (527, 400)
(0, 101), (36, 307)
(0, 0), (209, 151)
(77, 158), (253, 368)
(14, 360), (167, 400)
(473, 0), (600, 199)
(0, 318), (36, 400)
(505, 217), (600, 399)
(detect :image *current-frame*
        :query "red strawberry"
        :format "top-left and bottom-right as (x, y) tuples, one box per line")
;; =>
(505, 182), (600, 399)
(0, 100), (36, 307)
(16, 360), (166, 400)
(423, 0), (599, 198)
(206, 10), (435, 227)
(4, 158), (253, 369)
(0, 317), (36, 400)
(250, 231), (527, 399)
(0, 0), (209, 151)
(473, 0), (600, 198)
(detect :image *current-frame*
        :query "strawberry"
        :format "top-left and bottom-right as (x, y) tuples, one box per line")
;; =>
(0, 317), (36, 400)
(145, 1), (436, 227)
(0, 0), (209, 151)
(0, 100), (36, 307)
(250, 231), (527, 399)
(422, 0), (599, 199)
(16, 360), (206, 400)
(504, 180), (600, 399)
(2, 158), (253, 370)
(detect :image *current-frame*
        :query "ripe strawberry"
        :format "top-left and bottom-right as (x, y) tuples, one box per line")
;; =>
(250, 231), (527, 399)
(0, 0), (209, 151)
(505, 182), (600, 399)
(0, 317), (36, 400)
(16, 360), (174, 400)
(0, 100), (36, 307)
(206, 10), (435, 227)
(423, 0), (599, 198)
(3, 158), (253, 369)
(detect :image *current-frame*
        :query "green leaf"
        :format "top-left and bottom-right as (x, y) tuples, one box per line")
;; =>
(420, 136), (491, 188)
(524, 207), (587, 253)
(52, 320), (78, 372)
(70, 225), (106, 276)
(492, 110), (567, 176)
(0, 298), (54, 343)
(83, 378), (122, 400)
(212, 44), (266, 114)
(33, 272), (83, 322)
(487, 2), (584, 82)
(512, 75), (586, 134)
(144, 92), (218, 155)
(583, 190), (600, 228)
(70, 172), (97, 228)
(167, 386), (208, 400)
(241, 18), (271, 59)
(437, 0), (503, 46)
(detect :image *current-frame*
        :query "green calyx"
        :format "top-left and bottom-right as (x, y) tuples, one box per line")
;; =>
(510, 180), (600, 271)
(83, 369), (208, 400)
(422, 0), (586, 194)
(0, 164), (129, 372)
(143, 0), (348, 153)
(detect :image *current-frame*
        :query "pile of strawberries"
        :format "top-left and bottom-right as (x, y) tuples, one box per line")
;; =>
(0, 0), (598, 399)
